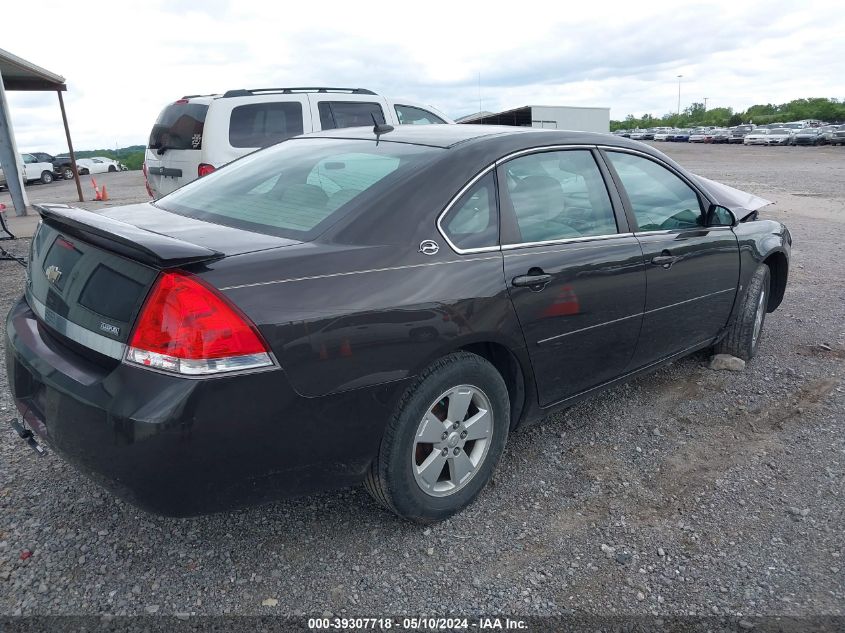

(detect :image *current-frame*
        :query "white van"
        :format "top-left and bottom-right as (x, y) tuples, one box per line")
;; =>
(144, 87), (453, 198)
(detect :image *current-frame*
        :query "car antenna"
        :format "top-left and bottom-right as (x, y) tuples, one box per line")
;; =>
(371, 113), (394, 146)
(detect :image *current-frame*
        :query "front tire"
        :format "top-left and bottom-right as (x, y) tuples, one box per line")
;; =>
(108, 165), (117, 172)
(365, 351), (510, 523)
(40, 171), (53, 184)
(62, 166), (74, 180)
(716, 264), (770, 361)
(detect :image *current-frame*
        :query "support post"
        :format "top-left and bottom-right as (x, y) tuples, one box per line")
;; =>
(0, 69), (29, 216)
(57, 91), (83, 203)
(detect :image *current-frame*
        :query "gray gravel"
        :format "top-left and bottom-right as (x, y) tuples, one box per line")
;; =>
(1, 143), (843, 618)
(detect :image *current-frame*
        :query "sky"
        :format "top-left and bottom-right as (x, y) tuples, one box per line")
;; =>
(2, 0), (844, 154)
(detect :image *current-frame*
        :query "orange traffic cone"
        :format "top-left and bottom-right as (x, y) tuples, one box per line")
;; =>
(91, 177), (101, 201)
(339, 339), (352, 357)
(101, 185), (109, 201)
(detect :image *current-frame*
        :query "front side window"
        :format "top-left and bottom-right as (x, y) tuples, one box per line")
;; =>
(229, 102), (304, 148)
(502, 150), (618, 244)
(441, 172), (498, 250)
(606, 152), (703, 231)
(395, 104), (446, 125)
(318, 102), (385, 130)
(157, 138), (442, 240)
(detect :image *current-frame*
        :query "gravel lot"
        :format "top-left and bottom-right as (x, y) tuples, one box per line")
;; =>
(1, 143), (843, 621)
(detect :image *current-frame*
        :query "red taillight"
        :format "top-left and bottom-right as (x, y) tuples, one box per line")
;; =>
(198, 163), (215, 178)
(126, 271), (272, 375)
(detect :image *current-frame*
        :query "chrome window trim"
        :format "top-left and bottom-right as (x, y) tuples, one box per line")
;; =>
(436, 144), (598, 255)
(435, 164), (499, 255)
(502, 232), (635, 251)
(27, 291), (126, 360)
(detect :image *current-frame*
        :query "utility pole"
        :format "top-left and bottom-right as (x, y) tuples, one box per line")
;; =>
(676, 75), (683, 116)
(704, 97), (709, 111)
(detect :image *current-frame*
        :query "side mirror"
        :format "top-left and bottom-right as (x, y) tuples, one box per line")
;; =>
(706, 204), (736, 227)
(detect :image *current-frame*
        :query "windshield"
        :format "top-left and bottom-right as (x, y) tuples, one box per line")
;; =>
(156, 137), (443, 240)
(148, 102), (209, 150)
(782, 123), (802, 129)
(769, 129), (789, 134)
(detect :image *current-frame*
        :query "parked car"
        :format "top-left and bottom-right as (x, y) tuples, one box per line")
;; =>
(708, 129), (731, 144)
(7, 126), (791, 522)
(688, 129), (712, 143)
(672, 129), (691, 142)
(75, 157), (122, 175)
(827, 125), (845, 146)
(653, 130), (673, 141)
(789, 128), (823, 146)
(27, 152), (78, 180)
(744, 128), (791, 146)
(816, 125), (841, 144)
(729, 125), (755, 144)
(144, 87), (453, 198)
(20, 153), (55, 184)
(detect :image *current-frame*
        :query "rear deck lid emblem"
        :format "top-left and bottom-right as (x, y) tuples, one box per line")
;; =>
(45, 265), (62, 285)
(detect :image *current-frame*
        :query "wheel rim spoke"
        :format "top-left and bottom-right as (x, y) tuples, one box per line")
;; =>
(416, 450), (447, 488)
(448, 451), (475, 485)
(447, 388), (473, 423)
(416, 412), (447, 443)
(463, 408), (491, 441)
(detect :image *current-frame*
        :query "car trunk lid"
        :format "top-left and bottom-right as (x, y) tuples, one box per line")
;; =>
(28, 204), (298, 361)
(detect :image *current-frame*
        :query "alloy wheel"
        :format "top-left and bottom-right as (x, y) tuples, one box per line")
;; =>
(411, 385), (493, 497)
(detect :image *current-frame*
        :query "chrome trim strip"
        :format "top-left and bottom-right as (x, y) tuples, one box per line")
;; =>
(643, 287), (736, 315)
(537, 312), (642, 345)
(27, 292), (126, 360)
(535, 287), (736, 346)
(494, 144), (596, 165)
(502, 232), (635, 251)
(219, 255), (503, 291)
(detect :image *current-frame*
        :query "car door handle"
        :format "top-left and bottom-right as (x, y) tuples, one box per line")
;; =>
(651, 254), (680, 268)
(512, 273), (552, 288)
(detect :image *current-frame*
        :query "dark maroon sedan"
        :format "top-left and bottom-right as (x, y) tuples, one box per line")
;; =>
(6, 125), (790, 522)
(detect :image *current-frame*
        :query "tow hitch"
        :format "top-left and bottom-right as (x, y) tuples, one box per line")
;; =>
(9, 418), (46, 456)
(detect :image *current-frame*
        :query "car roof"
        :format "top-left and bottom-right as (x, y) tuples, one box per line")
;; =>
(300, 124), (628, 150)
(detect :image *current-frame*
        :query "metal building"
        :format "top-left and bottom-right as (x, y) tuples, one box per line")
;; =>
(0, 48), (82, 220)
(457, 105), (610, 133)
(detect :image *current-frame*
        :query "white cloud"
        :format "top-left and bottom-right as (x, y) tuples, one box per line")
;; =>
(2, 0), (843, 153)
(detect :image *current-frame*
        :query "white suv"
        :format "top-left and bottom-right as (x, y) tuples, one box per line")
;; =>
(144, 87), (452, 198)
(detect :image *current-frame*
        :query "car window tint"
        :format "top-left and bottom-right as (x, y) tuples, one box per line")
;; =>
(395, 104), (446, 125)
(148, 102), (208, 150)
(441, 172), (498, 250)
(157, 138), (442, 240)
(606, 152), (703, 231)
(318, 102), (385, 130)
(229, 102), (304, 148)
(503, 150), (617, 244)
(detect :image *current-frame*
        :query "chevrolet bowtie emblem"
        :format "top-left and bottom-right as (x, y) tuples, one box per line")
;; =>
(45, 265), (62, 285)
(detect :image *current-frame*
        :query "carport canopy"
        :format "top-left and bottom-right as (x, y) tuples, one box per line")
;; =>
(0, 47), (83, 219)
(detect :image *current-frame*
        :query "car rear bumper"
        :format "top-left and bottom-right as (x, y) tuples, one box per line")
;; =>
(5, 297), (405, 516)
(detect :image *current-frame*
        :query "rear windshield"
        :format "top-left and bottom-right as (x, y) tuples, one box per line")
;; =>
(155, 138), (443, 240)
(148, 102), (208, 150)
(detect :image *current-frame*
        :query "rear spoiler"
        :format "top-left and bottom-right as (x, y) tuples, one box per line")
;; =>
(35, 204), (224, 268)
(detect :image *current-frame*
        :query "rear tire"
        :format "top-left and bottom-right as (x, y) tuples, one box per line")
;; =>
(108, 165), (117, 172)
(40, 171), (53, 184)
(715, 264), (770, 361)
(62, 166), (74, 180)
(365, 351), (510, 523)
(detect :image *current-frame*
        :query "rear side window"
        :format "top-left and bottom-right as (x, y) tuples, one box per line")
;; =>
(395, 104), (446, 125)
(148, 103), (208, 150)
(229, 102), (304, 148)
(441, 172), (498, 250)
(157, 138), (442, 240)
(319, 102), (385, 130)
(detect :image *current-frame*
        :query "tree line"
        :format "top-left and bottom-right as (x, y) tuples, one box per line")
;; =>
(610, 97), (845, 130)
